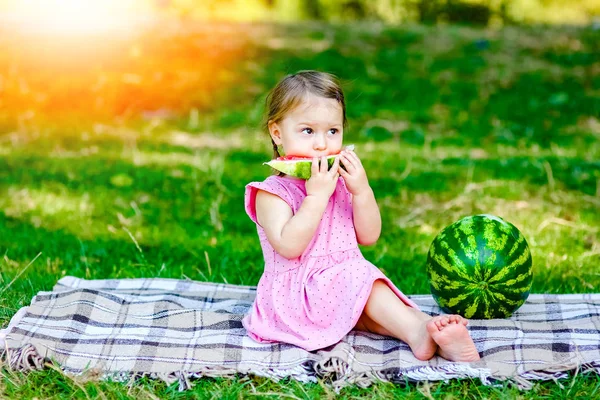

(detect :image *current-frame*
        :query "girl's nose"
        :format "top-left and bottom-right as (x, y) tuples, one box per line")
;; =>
(313, 133), (326, 150)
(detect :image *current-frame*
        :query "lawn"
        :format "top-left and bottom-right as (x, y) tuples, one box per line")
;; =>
(1, 21), (599, 398)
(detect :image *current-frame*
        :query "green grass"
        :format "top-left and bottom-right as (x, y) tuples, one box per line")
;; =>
(1, 21), (599, 398)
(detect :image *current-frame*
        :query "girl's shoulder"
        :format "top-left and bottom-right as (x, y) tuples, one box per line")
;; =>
(269, 174), (305, 184)
(245, 175), (304, 222)
(256, 175), (306, 190)
(252, 175), (347, 195)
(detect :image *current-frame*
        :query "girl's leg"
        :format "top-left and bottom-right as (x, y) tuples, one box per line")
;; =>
(354, 280), (438, 360)
(354, 280), (480, 362)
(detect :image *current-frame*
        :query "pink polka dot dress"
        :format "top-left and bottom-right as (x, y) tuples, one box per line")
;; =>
(242, 175), (419, 351)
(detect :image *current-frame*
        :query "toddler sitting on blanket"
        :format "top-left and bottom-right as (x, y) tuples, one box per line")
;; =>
(242, 70), (480, 361)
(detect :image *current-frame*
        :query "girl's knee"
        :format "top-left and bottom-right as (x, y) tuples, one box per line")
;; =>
(365, 280), (391, 312)
(372, 279), (387, 289)
(355, 311), (392, 336)
(365, 279), (409, 315)
(369, 279), (398, 302)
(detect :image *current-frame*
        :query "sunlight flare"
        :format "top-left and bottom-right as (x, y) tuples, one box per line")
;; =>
(4, 0), (149, 35)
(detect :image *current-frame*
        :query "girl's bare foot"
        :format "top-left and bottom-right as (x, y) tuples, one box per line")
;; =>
(427, 315), (480, 362)
(408, 314), (443, 361)
(447, 314), (468, 326)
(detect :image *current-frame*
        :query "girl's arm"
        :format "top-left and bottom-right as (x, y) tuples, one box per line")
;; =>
(351, 188), (381, 246)
(255, 190), (328, 259)
(256, 156), (341, 259)
(339, 149), (381, 246)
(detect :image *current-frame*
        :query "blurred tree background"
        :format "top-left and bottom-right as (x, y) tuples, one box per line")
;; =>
(159, 0), (600, 25)
(0, 0), (597, 278)
(1, 0), (599, 141)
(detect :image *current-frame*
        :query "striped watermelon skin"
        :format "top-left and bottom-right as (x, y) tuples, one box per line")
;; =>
(426, 214), (533, 319)
(264, 145), (355, 179)
(264, 156), (336, 179)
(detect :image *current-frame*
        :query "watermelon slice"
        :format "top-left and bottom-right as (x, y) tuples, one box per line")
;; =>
(264, 144), (354, 179)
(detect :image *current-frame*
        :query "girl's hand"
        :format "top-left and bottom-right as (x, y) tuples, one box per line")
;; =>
(339, 149), (370, 195)
(306, 156), (340, 202)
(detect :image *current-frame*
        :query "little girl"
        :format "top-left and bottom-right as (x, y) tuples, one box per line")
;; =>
(242, 70), (480, 362)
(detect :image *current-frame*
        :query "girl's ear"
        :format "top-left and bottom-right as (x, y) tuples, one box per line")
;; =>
(268, 120), (283, 145)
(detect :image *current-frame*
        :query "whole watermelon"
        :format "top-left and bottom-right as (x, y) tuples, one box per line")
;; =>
(426, 214), (533, 319)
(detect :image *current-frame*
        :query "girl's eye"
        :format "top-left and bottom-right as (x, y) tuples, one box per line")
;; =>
(328, 129), (338, 135)
(301, 128), (313, 135)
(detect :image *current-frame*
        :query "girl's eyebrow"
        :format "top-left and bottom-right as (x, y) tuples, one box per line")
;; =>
(296, 122), (342, 127)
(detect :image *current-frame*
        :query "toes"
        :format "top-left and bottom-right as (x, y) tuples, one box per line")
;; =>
(433, 316), (448, 329)
(429, 316), (450, 331)
(431, 322), (480, 362)
(448, 315), (469, 326)
(426, 319), (441, 335)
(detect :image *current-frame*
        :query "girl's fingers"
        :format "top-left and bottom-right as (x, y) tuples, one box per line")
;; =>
(338, 160), (348, 177)
(321, 156), (328, 173)
(341, 153), (356, 171)
(328, 156), (340, 176)
(346, 150), (362, 165)
(311, 157), (319, 175)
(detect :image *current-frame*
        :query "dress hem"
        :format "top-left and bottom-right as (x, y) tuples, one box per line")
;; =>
(243, 275), (419, 352)
(305, 275), (418, 352)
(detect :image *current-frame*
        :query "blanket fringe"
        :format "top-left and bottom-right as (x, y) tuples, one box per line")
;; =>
(319, 359), (600, 392)
(313, 356), (349, 382)
(2, 344), (599, 392)
(326, 363), (495, 392)
(61, 363), (317, 391)
(1, 344), (317, 391)
(3, 344), (45, 371)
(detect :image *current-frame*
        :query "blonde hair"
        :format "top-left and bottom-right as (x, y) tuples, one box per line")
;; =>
(264, 70), (347, 159)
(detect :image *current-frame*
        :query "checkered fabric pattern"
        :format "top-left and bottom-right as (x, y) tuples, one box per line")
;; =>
(1, 276), (599, 391)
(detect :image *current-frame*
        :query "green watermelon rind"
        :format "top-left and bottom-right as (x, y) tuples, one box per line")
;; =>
(264, 144), (355, 179)
(426, 214), (533, 319)
(264, 156), (337, 179)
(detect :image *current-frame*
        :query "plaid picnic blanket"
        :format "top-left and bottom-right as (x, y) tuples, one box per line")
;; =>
(1, 276), (599, 391)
